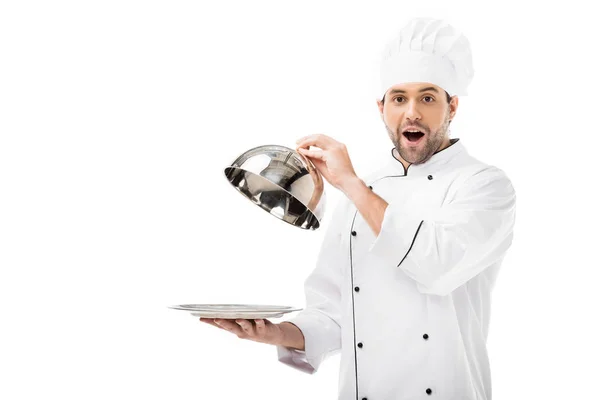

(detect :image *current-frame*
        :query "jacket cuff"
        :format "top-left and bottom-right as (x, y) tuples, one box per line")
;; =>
(276, 313), (340, 374)
(276, 346), (314, 374)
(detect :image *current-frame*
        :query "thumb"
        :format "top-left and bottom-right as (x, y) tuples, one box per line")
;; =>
(310, 157), (327, 173)
(312, 158), (332, 182)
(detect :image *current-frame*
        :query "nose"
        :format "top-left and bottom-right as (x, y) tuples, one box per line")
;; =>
(405, 99), (421, 121)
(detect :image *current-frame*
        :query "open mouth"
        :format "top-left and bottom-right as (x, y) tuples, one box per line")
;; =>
(403, 131), (425, 143)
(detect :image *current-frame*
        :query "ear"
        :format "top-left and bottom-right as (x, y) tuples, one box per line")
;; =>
(377, 98), (384, 116)
(449, 96), (459, 119)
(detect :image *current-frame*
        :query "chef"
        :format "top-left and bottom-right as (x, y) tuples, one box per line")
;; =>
(201, 17), (516, 400)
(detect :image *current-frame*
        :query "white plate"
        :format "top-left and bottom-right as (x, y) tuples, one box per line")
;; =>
(189, 311), (288, 319)
(170, 304), (297, 311)
(168, 304), (302, 319)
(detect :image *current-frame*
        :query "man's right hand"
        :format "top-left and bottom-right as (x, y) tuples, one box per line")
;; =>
(199, 318), (284, 346)
(199, 318), (305, 351)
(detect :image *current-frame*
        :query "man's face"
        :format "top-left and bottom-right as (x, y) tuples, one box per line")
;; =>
(377, 82), (458, 165)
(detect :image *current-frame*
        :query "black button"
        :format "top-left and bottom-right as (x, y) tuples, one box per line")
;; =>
(423, 333), (429, 340)
(351, 231), (357, 236)
(426, 388), (432, 395)
(427, 175), (433, 180)
(362, 398), (368, 400)
(357, 342), (363, 348)
(354, 286), (360, 292)
(368, 185), (373, 189)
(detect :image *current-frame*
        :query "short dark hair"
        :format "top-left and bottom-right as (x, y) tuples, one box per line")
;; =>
(381, 90), (452, 105)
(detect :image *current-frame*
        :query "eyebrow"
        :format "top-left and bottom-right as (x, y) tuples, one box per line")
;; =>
(388, 86), (440, 95)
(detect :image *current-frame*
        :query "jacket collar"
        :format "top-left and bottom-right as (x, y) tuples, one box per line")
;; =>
(387, 138), (466, 176)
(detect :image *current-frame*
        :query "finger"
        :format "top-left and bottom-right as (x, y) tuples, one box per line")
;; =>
(297, 147), (326, 161)
(296, 134), (337, 149)
(199, 318), (222, 329)
(236, 319), (255, 335)
(298, 150), (327, 170)
(311, 160), (331, 182)
(214, 319), (244, 336)
(254, 319), (265, 332)
(310, 158), (328, 173)
(295, 141), (321, 152)
(296, 133), (332, 144)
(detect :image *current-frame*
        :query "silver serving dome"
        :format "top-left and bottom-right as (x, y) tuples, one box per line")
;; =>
(224, 145), (326, 230)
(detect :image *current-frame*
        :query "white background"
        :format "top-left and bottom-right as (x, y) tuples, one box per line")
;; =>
(1, 1), (598, 399)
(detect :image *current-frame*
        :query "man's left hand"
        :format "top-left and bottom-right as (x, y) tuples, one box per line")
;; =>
(296, 134), (360, 193)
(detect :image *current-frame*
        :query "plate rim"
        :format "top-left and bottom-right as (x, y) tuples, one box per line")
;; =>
(169, 304), (300, 311)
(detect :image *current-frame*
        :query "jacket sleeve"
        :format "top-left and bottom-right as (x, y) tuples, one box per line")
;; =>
(276, 201), (345, 374)
(368, 166), (517, 296)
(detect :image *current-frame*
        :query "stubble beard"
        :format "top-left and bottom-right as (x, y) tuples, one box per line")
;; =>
(386, 110), (451, 165)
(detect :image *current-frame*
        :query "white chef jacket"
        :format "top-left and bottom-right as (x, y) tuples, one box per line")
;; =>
(276, 138), (517, 400)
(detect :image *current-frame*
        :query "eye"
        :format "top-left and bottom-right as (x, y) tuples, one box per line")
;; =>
(393, 97), (405, 103)
(423, 96), (434, 103)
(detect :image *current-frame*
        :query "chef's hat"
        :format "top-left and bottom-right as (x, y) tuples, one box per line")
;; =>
(379, 17), (474, 99)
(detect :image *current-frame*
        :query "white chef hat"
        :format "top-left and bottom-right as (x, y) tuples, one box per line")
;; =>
(379, 17), (474, 100)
